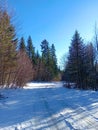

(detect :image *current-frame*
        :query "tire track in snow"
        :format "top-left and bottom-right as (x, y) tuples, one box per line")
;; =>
(15, 88), (58, 130)
(42, 96), (60, 130)
(2, 83), (98, 130)
(59, 100), (98, 129)
(45, 86), (98, 130)
(59, 114), (77, 130)
(41, 86), (74, 130)
(40, 85), (64, 130)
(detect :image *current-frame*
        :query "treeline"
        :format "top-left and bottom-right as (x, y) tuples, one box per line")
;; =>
(0, 4), (59, 88)
(19, 37), (59, 81)
(1, 2), (98, 90)
(62, 31), (98, 90)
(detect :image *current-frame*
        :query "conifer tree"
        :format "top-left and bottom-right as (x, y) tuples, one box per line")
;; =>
(40, 40), (58, 81)
(41, 39), (49, 60)
(41, 39), (53, 80)
(26, 36), (35, 60)
(19, 37), (26, 50)
(84, 43), (96, 89)
(34, 50), (43, 81)
(0, 9), (17, 87)
(64, 30), (85, 88)
(50, 44), (58, 76)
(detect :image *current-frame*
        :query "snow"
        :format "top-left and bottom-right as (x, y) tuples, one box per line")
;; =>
(0, 82), (98, 130)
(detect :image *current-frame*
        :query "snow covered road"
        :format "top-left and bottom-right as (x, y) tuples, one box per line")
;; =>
(0, 82), (98, 130)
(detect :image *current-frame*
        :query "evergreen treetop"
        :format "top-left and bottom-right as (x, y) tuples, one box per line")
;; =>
(19, 37), (26, 50)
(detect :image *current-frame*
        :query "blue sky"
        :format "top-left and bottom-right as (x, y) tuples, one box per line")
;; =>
(8, 0), (98, 65)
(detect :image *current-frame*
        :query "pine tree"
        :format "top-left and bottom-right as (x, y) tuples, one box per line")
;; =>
(26, 36), (35, 61)
(40, 40), (59, 81)
(64, 30), (85, 88)
(41, 39), (53, 80)
(41, 39), (49, 60)
(41, 39), (49, 80)
(84, 43), (96, 89)
(36, 50), (40, 59)
(50, 44), (58, 76)
(34, 50), (43, 81)
(19, 37), (26, 50)
(0, 9), (17, 87)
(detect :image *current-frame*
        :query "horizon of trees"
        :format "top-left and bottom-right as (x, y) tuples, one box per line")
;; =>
(0, 2), (98, 90)
(19, 37), (59, 82)
(0, 3), (59, 88)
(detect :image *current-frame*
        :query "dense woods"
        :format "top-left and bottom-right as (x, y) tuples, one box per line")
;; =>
(0, 4), (59, 88)
(18, 38), (59, 82)
(62, 31), (98, 90)
(0, 2), (98, 90)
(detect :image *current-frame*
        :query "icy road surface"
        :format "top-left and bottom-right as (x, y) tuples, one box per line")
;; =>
(0, 82), (98, 130)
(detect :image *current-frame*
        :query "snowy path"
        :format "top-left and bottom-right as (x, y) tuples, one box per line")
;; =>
(0, 82), (98, 130)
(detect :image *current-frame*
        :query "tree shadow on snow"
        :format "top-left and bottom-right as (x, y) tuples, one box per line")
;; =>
(0, 84), (98, 129)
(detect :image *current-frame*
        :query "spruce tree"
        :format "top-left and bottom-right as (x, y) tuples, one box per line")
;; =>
(26, 36), (35, 62)
(40, 40), (59, 81)
(0, 9), (17, 86)
(84, 43), (96, 89)
(64, 30), (85, 88)
(50, 44), (58, 76)
(34, 50), (42, 81)
(41, 39), (49, 60)
(41, 39), (53, 81)
(19, 37), (26, 50)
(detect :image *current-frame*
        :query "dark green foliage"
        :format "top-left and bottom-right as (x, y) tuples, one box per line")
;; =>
(63, 31), (98, 90)
(0, 3), (34, 88)
(0, 9), (17, 87)
(40, 39), (59, 81)
(84, 43), (96, 89)
(41, 39), (52, 81)
(0, 1), (59, 86)
(64, 31), (85, 88)
(41, 39), (49, 60)
(19, 37), (26, 50)
(26, 36), (35, 64)
(50, 44), (58, 77)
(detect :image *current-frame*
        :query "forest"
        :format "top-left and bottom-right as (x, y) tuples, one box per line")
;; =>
(62, 30), (98, 90)
(0, 3), (98, 90)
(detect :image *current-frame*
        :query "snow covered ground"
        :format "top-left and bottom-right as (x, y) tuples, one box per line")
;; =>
(0, 82), (98, 130)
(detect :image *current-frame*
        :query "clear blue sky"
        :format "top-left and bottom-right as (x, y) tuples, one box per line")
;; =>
(8, 0), (98, 65)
